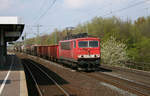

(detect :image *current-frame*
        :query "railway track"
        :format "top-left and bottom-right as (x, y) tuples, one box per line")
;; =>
(19, 53), (150, 96)
(82, 69), (150, 96)
(22, 59), (74, 96)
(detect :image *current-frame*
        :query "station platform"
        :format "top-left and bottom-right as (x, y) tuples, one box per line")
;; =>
(0, 53), (28, 96)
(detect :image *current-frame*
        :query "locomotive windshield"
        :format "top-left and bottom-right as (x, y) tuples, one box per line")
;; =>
(78, 41), (88, 47)
(89, 41), (99, 47)
(78, 41), (99, 48)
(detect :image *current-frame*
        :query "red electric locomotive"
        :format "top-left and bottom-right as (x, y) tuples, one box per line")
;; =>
(21, 33), (101, 71)
(59, 35), (101, 70)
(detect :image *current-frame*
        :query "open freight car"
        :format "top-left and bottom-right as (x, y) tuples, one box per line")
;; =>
(47, 45), (59, 61)
(33, 45), (59, 61)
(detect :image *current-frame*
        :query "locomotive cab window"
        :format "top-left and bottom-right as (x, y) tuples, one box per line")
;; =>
(78, 41), (88, 48)
(89, 41), (99, 47)
(78, 40), (99, 48)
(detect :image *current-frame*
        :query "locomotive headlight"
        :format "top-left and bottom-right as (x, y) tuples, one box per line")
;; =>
(78, 54), (100, 58)
(96, 54), (100, 57)
(78, 55), (83, 58)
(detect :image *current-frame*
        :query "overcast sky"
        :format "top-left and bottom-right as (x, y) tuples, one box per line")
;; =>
(0, 0), (150, 38)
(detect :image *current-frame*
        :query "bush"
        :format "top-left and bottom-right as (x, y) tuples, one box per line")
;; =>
(101, 36), (129, 66)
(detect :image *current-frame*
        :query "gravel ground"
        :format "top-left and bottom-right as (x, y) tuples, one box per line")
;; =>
(39, 60), (127, 96)
(16, 53), (142, 96)
(101, 66), (150, 87)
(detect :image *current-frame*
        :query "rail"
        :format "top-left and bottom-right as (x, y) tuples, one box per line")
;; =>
(23, 63), (43, 96)
(84, 72), (150, 96)
(24, 59), (71, 96)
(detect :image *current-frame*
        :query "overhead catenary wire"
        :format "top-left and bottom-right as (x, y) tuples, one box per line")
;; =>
(34, 0), (57, 24)
(39, 0), (48, 12)
(30, 0), (48, 24)
(23, 24), (64, 40)
(102, 0), (150, 17)
(72, 0), (146, 23)
(26, 0), (150, 39)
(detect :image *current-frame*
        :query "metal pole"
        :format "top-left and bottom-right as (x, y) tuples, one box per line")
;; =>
(0, 29), (5, 66)
(4, 41), (7, 56)
(32, 24), (42, 45)
(86, 25), (88, 35)
(0, 29), (3, 66)
(24, 31), (26, 47)
(145, 8), (149, 17)
(55, 31), (57, 44)
(37, 24), (42, 45)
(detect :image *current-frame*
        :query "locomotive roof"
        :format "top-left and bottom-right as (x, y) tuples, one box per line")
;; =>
(60, 37), (100, 42)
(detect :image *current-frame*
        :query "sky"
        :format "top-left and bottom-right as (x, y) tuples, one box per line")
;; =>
(0, 0), (150, 39)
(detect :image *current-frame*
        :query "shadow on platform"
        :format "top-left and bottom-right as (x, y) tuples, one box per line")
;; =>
(0, 80), (11, 84)
(0, 55), (23, 71)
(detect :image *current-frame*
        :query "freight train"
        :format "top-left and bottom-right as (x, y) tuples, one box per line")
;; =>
(15, 33), (101, 71)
